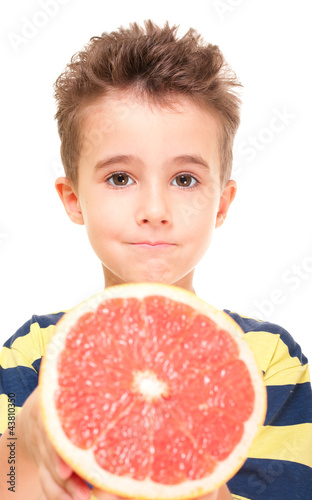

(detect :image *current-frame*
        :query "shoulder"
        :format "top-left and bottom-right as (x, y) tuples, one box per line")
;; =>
(223, 309), (309, 379)
(3, 311), (66, 349)
(1, 311), (67, 374)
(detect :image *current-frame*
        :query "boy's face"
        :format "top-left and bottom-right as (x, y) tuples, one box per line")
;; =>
(56, 92), (236, 292)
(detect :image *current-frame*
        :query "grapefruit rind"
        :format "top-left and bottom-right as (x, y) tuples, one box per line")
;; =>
(39, 283), (267, 499)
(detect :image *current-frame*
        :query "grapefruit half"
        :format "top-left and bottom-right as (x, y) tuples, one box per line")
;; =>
(39, 283), (266, 499)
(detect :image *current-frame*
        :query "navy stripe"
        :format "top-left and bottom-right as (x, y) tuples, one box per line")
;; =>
(228, 457), (312, 499)
(224, 310), (308, 364)
(3, 312), (65, 348)
(32, 356), (44, 374)
(265, 382), (312, 426)
(0, 365), (39, 407)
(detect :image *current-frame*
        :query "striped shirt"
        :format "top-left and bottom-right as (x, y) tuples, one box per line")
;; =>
(0, 310), (311, 499)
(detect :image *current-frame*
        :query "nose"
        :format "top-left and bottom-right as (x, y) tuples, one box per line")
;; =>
(135, 184), (171, 226)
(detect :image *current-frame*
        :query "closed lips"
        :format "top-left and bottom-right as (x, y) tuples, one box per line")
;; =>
(130, 242), (176, 247)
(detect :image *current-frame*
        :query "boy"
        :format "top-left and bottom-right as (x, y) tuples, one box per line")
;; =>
(0, 19), (311, 500)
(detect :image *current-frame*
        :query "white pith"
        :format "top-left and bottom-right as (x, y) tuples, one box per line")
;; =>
(39, 282), (267, 500)
(132, 370), (168, 401)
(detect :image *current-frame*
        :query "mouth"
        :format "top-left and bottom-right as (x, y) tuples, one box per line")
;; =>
(129, 242), (176, 248)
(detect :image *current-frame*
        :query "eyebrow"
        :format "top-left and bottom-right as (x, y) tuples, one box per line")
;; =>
(94, 154), (210, 171)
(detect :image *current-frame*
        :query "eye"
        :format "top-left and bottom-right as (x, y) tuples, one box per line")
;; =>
(107, 172), (134, 187)
(172, 174), (198, 188)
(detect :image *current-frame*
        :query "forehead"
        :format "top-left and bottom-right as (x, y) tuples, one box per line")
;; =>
(78, 91), (222, 172)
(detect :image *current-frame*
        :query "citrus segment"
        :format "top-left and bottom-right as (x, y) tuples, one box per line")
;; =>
(94, 401), (153, 481)
(40, 283), (267, 499)
(150, 411), (217, 484)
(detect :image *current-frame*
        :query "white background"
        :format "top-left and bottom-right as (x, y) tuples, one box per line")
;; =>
(1, 0), (312, 361)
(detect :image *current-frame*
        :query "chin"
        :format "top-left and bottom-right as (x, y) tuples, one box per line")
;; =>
(135, 269), (172, 284)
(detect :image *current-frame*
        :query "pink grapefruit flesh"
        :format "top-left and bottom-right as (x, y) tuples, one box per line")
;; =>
(39, 283), (266, 499)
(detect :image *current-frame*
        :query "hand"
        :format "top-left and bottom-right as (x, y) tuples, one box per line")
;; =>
(93, 483), (233, 500)
(18, 387), (91, 500)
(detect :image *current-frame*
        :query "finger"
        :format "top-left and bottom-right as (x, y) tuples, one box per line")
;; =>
(91, 490), (123, 500)
(65, 472), (92, 500)
(39, 464), (73, 500)
(199, 484), (233, 500)
(41, 454), (91, 500)
(56, 454), (74, 480)
(38, 436), (68, 485)
(38, 433), (90, 500)
(51, 449), (91, 499)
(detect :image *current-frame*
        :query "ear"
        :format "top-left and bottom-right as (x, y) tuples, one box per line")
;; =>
(215, 179), (237, 228)
(55, 177), (84, 225)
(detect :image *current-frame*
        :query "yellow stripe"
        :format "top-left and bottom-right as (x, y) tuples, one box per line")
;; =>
(249, 423), (312, 468)
(0, 394), (22, 436)
(232, 496), (251, 500)
(0, 323), (58, 368)
(244, 331), (310, 385)
(0, 346), (37, 371)
(244, 331), (279, 372)
(265, 364), (311, 386)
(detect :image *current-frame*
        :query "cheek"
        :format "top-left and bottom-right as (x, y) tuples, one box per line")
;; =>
(176, 195), (217, 232)
(84, 200), (127, 243)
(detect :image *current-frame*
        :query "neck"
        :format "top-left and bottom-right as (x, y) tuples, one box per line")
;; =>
(102, 266), (196, 294)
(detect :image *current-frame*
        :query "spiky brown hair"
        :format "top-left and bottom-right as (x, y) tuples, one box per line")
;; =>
(54, 20), (242, 188)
